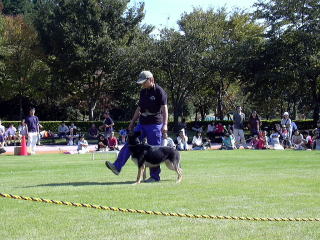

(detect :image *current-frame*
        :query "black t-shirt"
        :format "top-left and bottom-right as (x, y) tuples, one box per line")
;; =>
(139, 84), (167, 125)
(103, 117), (114, 133)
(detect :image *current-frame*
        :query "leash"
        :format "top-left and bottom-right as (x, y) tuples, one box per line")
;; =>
(1, 193), (319, 222)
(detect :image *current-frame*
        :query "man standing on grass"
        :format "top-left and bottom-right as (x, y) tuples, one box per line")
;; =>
(105, 70), (168, 183)
(233, 106), (247, 149)
(25, 108), (42, 154)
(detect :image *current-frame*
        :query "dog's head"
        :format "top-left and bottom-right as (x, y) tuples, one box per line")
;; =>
(127, 131), (141, 146)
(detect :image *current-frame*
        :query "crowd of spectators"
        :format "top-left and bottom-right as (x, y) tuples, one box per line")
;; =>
(1, 108), (320, 154)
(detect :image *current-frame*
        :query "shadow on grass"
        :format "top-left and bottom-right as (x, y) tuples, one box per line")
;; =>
(24, 181), (136, 187)
(24, 179), (171, 188)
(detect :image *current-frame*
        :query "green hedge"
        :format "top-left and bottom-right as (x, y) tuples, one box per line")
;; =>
(1, 119), (316, 133)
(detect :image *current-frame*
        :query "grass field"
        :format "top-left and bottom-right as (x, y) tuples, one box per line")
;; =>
(0, 150), (319, 240)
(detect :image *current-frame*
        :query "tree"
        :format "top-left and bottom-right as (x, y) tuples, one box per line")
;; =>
(32, 0), (145, 120)
(156, 28), (206, 128)
(178, 8), (264, 120)
(253, 0), (320, 122)
(1, 0), (34, 15)
(0, 15), (49, 119)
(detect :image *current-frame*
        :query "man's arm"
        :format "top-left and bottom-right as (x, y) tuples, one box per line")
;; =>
(161, 105), (168, 133)
(128, 107), (141, 131)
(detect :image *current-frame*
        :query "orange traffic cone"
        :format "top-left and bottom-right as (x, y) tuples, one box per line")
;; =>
(20, 136), (28, 156)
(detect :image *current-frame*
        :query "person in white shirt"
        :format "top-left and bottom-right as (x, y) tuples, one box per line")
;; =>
(162, 132), (176, 148)
(192, 131), (204, 150)
(18, 120), (28, 137)
(5, 124), (17, 145)
(77, 135), (88, 154)
(58, 122), (69, 138)
(177, 130), (189, 151)
(269, 130), (284, 150)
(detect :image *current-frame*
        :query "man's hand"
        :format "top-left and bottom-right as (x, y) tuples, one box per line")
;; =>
(162, 124), (168, 133)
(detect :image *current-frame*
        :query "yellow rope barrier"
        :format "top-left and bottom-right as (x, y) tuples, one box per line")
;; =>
(1, 193), (319, 222)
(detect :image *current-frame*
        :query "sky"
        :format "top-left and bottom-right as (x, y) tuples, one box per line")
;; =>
(130, 0), (257, 31)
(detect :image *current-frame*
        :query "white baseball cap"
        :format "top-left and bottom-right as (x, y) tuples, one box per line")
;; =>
(283, 112), (289, 116)
(137, 71), (153, 84)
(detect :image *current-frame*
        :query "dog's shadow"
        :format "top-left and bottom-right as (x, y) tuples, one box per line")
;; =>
(24, 181), (136, 188)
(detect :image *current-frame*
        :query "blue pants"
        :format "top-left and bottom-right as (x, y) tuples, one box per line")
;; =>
(113, 123), (162, 181)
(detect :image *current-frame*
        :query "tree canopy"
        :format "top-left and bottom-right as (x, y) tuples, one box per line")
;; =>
(0, 0), (319, 124)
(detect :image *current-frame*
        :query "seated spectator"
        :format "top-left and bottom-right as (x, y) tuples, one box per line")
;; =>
(119, 128), (128, 144)
(302, 131), (313, 150)
(177, 130), (189, 151)
(258, 130), (269, 149)
(177, 118), (187, 135)
(18, 120), (28, 137)
(162, 132), (176, 148)
(77, 135), (89, 154)
(58, 122), (69, 139)
(97, 135), (108, 151)
(214, 122), (225, 137)
(250, 134), (260, 149)
(292, 130), (305, 150)
(281, 125), (290, 148)
(66, 127), (79, 146)
(220, 131), (236, 150)
(206, 121), (216, 141)
(269, 130), (284, 150)
(108, 132), (119, 151)
(192, 121), (203, 133)
(88, 124), (99, 139)
(312, 129), (320, 150)
(192, 131), (205, 150)
(5, 123), (17, 145)
(69, 123), (78, 132)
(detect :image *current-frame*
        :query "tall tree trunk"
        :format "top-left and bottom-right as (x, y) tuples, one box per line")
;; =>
(217, 83), (224, 120)
(89, 100), (97, 121)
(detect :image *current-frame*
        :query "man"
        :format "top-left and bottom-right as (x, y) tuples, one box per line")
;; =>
(58, 122), (69, 139)
(25, 108), (41, 154)
(105, 70), (168, 182)
(88, 123), (99, 139)
(101, 112), (114, 138)
(233, 106), (247, 148)
(5, 123), (17, 145)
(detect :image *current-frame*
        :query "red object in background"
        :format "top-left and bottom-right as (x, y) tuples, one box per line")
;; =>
(20, 136), (28, 156)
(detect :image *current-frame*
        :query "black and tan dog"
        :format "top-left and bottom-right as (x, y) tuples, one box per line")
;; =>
(128, 131), (182, 184)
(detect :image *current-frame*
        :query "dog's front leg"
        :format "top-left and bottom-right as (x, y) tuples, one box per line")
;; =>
(143, 167), (147, 181)
(135, 164), (145, 184)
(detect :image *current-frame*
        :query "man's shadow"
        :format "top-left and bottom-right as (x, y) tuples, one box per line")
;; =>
(24, 181), (136, 188)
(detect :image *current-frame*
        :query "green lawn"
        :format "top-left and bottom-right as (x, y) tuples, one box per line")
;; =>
(0, 150), (319, 240)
